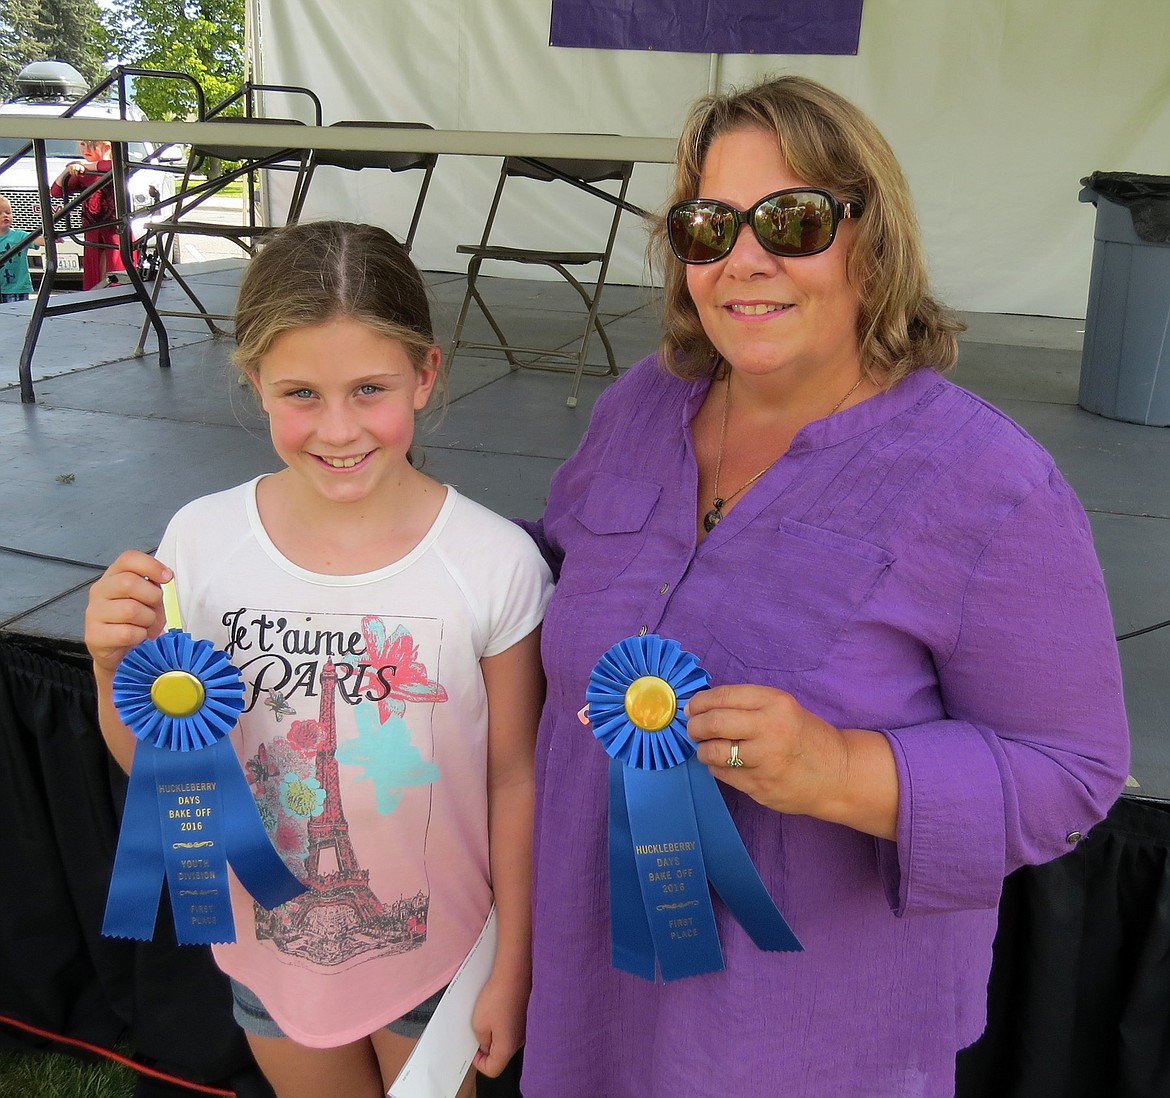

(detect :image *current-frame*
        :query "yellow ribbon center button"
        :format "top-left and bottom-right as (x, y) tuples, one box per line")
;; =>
(151, 670), (206, 718)
(624, 675), (677, 732)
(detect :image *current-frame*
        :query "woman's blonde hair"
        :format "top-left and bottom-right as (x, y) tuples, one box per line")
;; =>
(649, 74), (963, 384)
(232, 220), (439, 382)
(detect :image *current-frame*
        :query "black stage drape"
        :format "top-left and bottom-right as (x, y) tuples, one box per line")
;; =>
(956, 795), (1170, 1098)
(0, 637), (274, 1097)
(1, 634), (1166, 1098)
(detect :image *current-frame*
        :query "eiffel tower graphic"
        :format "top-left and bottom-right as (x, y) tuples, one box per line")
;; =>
(254, 661), (429, 966)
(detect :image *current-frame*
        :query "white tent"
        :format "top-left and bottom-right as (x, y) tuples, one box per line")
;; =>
(252, 0), (1169, 318)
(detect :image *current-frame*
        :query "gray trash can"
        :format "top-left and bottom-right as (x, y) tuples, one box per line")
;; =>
(1078, 172), (1170, 426)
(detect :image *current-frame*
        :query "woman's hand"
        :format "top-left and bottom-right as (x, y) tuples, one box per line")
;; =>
(84, 549), (172, 677)
(685, 684), (899, 840)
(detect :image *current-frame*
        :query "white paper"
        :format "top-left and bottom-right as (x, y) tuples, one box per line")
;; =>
(388, 906), (498, 1098)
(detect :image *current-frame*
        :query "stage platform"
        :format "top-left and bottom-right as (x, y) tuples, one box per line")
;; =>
(3, 260), (1168, 799)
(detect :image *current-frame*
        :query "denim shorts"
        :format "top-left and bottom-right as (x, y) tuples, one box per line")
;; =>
(230, 978), (445, 1040)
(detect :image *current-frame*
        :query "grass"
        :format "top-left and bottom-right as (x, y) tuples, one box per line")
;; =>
(189, 175), (245, 199)
(210, 178), (244, 199)
(0, 1046), (136, 1098)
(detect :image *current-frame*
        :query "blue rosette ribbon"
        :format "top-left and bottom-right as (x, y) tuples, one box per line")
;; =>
(587, 634), (802, 981)
(103, 583), (305, 945)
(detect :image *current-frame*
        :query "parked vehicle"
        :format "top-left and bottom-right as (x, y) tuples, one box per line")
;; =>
(0, 61), (183, 283)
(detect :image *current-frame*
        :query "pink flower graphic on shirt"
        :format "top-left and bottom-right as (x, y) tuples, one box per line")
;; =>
(272, 812), (307, 861)
(360, 617), (448, 723)
(287, 718), (323, 754)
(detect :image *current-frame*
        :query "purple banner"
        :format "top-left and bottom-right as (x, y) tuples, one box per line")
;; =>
(550, 0), (863, 56)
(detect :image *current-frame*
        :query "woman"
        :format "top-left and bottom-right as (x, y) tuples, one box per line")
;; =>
(518, 75), (1129, 1097)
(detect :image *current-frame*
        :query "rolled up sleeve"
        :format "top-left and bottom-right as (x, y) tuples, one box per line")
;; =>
(882, 471), (1129, 916)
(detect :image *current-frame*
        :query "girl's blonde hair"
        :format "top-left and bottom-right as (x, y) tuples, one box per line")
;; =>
(648, 74), (963, 384)
(232, 220), (439, 382)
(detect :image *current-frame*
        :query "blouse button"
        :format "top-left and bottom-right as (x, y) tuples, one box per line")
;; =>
(637, 625), (648, 636)
(1065, 831), (1083, 845)
(659, 583), (670, 594)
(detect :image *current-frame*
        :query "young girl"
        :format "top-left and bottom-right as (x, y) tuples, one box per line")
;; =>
(51, 138), (127, 289)
(85, 220), (552, 1098)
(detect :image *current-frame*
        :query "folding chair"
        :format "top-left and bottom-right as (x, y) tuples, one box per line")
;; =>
(311, 121), (438, 252)
(134, 83), (322, 344)
(446, 155), (634, 407)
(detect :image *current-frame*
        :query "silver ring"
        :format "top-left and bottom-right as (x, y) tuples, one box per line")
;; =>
(726, 742), (744, 768)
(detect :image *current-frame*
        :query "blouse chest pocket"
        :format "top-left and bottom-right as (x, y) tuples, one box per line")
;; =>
(552, 472), (662, 596)
(699, 517), (894, 676)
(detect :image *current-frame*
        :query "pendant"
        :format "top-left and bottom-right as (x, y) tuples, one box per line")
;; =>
(702, 501), (724, 533)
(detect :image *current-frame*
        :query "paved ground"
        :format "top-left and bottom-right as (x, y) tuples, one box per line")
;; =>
(172, 192), (252, 265)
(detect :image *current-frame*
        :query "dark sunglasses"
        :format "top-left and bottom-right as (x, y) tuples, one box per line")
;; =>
(667, 187), (863, 264)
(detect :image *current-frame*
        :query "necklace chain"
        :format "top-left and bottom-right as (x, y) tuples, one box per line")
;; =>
(702, 372), (865, 533)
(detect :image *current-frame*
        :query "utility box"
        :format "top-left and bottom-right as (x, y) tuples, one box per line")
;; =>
(1078, 172), (1170, 426)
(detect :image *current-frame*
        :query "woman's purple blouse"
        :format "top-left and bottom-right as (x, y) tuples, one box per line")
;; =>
(518, 356), (1129, 1098)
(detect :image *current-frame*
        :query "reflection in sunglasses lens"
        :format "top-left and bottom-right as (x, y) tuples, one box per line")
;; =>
(670, 190), (843, 263)
(671, 204), (725, 262)
(757, 192), (832, 255)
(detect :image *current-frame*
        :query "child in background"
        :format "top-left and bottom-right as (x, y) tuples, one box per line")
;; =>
(0, 195), (38, 301)
(50, 138), (127, 289)
(84, 220), (551, 1098)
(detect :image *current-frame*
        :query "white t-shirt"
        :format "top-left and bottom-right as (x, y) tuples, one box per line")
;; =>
(157, 478), (552, 1047)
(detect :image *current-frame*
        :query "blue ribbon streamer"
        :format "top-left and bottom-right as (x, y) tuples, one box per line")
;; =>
(589, 635), (802, 982)
(103, 630), (305, 944)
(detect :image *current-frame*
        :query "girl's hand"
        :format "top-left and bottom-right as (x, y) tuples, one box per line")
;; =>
(470, 971), (527, 1078)
(84, 550), (172, 677)
(685, 684), (898, 840)
(55, 162), (85, 187)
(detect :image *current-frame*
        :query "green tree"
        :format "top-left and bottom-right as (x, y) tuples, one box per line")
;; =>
(0, 0), (46, 98)
(39, 0), (106, 84)
(0, 0), (105, 99)
(101, 0), (244, 120)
